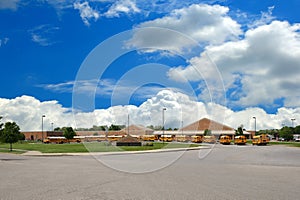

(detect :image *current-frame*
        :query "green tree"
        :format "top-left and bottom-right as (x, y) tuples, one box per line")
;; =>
(1, 122), (21, 151)
(258, 129), (279, 139)
(19, 133), (25, 141)
(147, 125), (163, 131)
(100, 126), (107, 131)
(0, 116), (3, 139)
(90, 125), (107, 131)
(147, 125), (154, 130)
(235, 125), (244, 136)
(109, 124), (123, 131)
(63, 127), (76, 141)
(279, 126), (294, 141)
(294, 125), (300, 135)
(204, 129), (211, 136)
(54, 127), (62, 131)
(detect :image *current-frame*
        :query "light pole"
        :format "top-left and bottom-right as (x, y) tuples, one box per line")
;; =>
(253, 117), (256, 138)
(127, 114), (130, 136)
(291, 118), (295, 127)
(291, 118), (296, 127)
(162, 108), (166, 145)
(51, 122), (54, 132)
(42, 115), (46, 142)
(181, 120), (183, 135)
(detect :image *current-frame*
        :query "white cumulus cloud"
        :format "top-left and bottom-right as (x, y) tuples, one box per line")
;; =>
(74, 1), (100, 26)
(127, 4), (242, 53)
(0, 95), (74, 131)
(105, 0), (140, 17)
(168, 20), (300, 108)
(1, 90), (299, 132)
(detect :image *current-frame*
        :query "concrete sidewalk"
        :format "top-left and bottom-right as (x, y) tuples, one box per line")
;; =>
(22, 146), (210, 156)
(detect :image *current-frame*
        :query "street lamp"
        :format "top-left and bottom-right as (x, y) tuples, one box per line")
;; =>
(127, 114), (130, 136)
(42, 115), (46, 142)
(51, 122), (54, 132)
(253, 117), (256, 138)
(291, 118), (296, 127)
(162, 108), (166, 145)
(181, 120), (183, 135)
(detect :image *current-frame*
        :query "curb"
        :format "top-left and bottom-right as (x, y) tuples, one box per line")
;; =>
(22, 146), (211, 157)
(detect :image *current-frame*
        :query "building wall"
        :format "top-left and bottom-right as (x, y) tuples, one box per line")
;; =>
(22, 131), (63, 141)
(75, 131), (125, 136)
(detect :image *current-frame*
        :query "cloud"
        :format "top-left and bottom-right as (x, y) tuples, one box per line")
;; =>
(248, 6), (276, 28)
(39, 79), (176, 105)
(43, 0), (74, 10)
(29, 25), (60, 46)
(0, 37), (9, 47)
(104, 0), (140, 17)
(168, 20), (300, 108)
(134, 0), (229, 16)
(127, 4), (242, 54)
(31, 34), (51, 46)
(1, 90), (299, 132)
(40, 80), (96, 93)
(0, 0), (20, 10)
(73, 1), (100, 26)
(40, 79), (114, 96)
(0, 95), (74, 131)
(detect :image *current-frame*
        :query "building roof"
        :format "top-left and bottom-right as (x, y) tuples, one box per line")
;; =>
(75, 130), (124, 136)
(180, 118), (234, 131)
(120, 125), (154, 135)
(117, 135), (140, 143)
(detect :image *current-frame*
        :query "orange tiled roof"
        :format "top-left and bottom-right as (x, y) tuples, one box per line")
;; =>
(180, 118), (234, 131)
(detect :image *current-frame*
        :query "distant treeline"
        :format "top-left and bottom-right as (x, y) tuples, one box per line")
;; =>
(71, 125), (179, 131)
(73, 125), (126, 131)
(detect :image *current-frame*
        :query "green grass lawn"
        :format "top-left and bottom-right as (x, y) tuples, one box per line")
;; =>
(269, 141), (300, 148)
(0, 142), (89, 153)
(0, 142), (200, 153)
(116, 142), (199, 151)
(0, 148), (26, 154)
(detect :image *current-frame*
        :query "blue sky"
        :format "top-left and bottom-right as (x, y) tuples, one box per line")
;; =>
(1, 0), (300, 130)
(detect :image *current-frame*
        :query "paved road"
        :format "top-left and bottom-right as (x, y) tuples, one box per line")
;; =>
(1, 144), (300, 200)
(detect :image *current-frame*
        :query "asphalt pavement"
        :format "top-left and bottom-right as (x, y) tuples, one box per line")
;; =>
(1, 144), (300, 200)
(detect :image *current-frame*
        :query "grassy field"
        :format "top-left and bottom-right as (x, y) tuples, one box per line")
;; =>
(0, 142), (200, 153)
(269, 141), (300, 148)
(0, 148), (25, 154)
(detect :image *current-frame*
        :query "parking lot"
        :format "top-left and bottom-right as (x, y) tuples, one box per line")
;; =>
(1, 144), (300, 200)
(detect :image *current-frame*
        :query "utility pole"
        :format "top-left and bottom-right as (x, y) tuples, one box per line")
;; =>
(127, 114), (130, 136)
(291, 118), (296, 127)
(42, 115), (46, 142)
(253, 116), (256, 138)
(162, 108), (166, 145)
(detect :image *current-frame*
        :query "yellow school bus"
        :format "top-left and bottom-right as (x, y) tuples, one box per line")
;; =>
(191, 135), (203, 143)
(203, 135), (216, 144)
(220, 135), (231, 145)
(174, 135), (189, 142)
(83, 135), (106, 142)
(107, 135), (123, 141)
(43, 137), (64, 144)
(159, 135), (173, 142)
(142, 135), (156, 141)
(234, 135), (247, 145)
(252, 134), (269, 145)
(43, 136), (81, 144)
